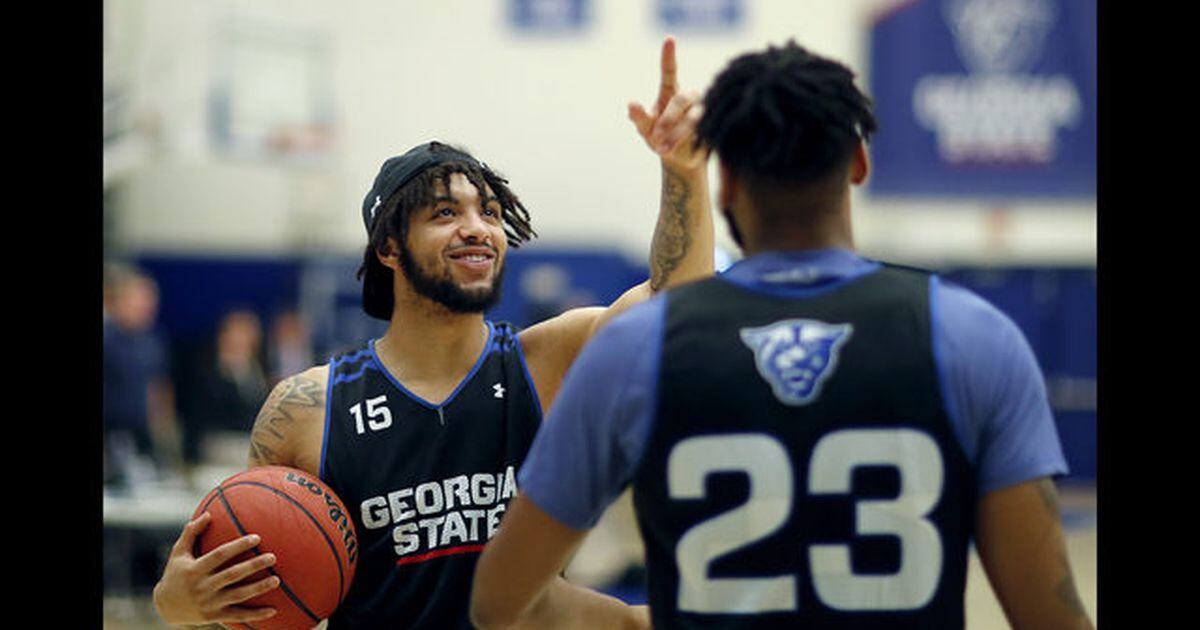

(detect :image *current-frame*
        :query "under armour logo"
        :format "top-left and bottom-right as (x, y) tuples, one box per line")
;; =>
(493, 383), (505, 399)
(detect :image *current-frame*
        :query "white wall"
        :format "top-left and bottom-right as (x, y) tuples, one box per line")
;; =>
(104, 0), (1095, 267)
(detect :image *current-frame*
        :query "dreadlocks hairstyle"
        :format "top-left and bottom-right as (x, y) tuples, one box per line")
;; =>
(363, 158), (533, 261)
(356, 145), (535, 319)
(695, 40), (877, 188)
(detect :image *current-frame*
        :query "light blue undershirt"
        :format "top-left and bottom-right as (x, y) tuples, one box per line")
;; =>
(519, 248), (1069, 530)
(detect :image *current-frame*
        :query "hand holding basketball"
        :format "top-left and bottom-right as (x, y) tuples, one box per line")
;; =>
(153, 511), (281, 626)
(188, 466), (359, 630)
(154, 466), (358, 629)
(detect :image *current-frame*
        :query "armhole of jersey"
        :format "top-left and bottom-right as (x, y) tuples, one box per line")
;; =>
(513, 333), (544, 421)
(929, 275), (977, 468)
(319, 357), (336, 481)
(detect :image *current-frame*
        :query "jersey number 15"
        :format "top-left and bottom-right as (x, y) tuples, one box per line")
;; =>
(349, 395), (393, 434)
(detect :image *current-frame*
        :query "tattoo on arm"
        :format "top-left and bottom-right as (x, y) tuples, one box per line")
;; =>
(1054, 549), (1089, 618)
(1035, 477), (1062, 520)
(1036, 478), (1089, 621)
(650, 165), (692, 291)
(247, 374), (324, 466)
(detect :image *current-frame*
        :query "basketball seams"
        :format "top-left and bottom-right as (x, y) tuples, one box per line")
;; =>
(219, 478), (350, 601)
(197, 487), (220, 514)
(214, 485), (324, 625)
(192, 467), (357, 628)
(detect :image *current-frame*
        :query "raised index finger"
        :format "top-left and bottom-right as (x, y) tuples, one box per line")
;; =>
(655, 36), (679, 114)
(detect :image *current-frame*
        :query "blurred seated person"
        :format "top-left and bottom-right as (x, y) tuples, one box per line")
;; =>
(187, 309), (270, 467)
(267, 309), (314, 388)
(103, 263), (180, 489)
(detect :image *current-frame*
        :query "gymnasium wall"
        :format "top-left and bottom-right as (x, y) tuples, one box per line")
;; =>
(104, 0), (1096, 479)
(104, 0), (1095, 263)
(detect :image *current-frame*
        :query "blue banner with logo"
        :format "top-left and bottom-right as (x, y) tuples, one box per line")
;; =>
(867, 0), (1096, 198)
(508, 0), (589, 32)
(657, 0), (743, 31)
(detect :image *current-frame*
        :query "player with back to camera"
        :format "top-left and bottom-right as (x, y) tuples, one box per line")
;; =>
(471, 40), (1095, 630)
(152, 37), (713, 629)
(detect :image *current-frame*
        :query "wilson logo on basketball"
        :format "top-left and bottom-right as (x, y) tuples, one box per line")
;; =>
(286, 471), (360, 564)
(192, 466), (359, 629)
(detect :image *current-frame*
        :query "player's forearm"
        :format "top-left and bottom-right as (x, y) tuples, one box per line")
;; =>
(977, 478), (1094, 629)
(648, 162), (713, 291)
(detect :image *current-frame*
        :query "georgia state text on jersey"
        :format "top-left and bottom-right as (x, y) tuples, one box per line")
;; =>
(321, 322), (541, 630)
(359, 466), (517, 563)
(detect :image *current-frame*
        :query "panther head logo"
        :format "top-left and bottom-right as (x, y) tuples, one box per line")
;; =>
(943, 0), (1057, 75)
(739, 318), (854, 406)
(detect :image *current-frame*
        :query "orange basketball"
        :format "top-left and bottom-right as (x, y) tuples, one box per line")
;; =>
(192, 466), (358, 630)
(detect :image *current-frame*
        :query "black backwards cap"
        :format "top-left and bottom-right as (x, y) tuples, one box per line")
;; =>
(361, 141), (485, 235)
(359, 141), (485, 320)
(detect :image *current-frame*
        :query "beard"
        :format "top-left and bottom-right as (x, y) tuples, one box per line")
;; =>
(398, 244), (505, 314)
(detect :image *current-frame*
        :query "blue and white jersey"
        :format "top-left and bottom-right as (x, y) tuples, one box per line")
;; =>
(519, 248), (1068, 628)
(321, 322), (542, 630)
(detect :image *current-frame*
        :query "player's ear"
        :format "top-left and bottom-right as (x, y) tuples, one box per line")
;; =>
(849, 141), (869, 185)
(376, 238), (402, 272)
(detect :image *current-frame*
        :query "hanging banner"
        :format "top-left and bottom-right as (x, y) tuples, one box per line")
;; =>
(866, 0), (1096, 198)
(508, 0), (589, 32)
(657, 0), (743, 31)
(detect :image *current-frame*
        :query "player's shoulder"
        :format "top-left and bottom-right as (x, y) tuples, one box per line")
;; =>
(517, 293), (666, 370)
(250, 364), (329, 470)
(555, 292), (667, 385)
(297, 364), (330, 387)
(265, 365), (330, 412)
(932, 276), (1024, 340)
(515, 306), (605, 359)
(930, 276), (1042, 395)
(590, 290), (669, 346)
(516, 289), (665, 354)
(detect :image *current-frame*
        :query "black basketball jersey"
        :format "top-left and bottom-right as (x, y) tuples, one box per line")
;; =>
(320, 322), (541, 630)
(631, 266), (977, 629)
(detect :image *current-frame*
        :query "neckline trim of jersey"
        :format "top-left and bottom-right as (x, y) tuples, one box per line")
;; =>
(368, 320), (497, 410)
(719, 249), (882, 298)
